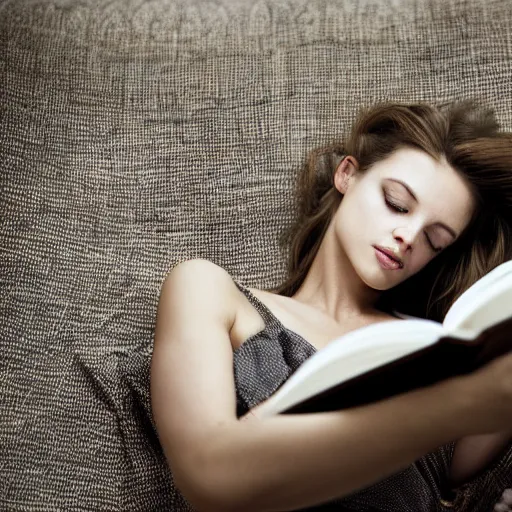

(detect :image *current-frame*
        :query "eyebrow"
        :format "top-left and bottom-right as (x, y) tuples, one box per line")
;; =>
(387, 178), (458, 239)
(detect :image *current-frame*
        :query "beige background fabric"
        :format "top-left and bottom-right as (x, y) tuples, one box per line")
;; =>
(1, 0), (511, 510)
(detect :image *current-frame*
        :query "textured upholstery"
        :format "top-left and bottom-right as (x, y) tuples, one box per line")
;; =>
(1, 0), (511, 510)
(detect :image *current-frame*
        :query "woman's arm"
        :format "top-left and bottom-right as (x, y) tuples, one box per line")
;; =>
(151, 260), (478, 512)
(449, 429), (512, 487)
(208, 376), (473, 512)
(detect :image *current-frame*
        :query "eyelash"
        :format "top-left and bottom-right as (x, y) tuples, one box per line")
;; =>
(384, 196), (442, 253)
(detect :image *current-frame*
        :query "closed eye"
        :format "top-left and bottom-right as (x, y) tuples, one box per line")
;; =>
(384, 197), (442, 253)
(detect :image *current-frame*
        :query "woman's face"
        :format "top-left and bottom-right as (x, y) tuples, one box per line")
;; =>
(333, 146), (477, 291)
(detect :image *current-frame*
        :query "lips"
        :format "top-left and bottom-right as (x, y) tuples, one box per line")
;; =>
(374, 245), (404, 268)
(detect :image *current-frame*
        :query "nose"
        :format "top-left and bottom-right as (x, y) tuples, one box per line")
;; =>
(393, 227), (418, 252)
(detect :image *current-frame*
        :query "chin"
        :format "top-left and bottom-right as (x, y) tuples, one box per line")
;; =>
(360, 264), (406, 291)
(358, 270), (393, 292)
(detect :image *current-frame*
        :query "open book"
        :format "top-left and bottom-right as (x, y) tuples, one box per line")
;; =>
(255, 259), (512, 419)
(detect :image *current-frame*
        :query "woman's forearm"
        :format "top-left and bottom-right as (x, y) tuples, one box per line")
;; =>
(197, 376), (475, 512)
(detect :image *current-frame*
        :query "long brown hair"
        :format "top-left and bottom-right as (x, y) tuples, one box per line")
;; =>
(265, 99), (512, 322)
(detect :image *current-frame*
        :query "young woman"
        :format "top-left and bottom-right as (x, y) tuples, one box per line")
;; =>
(151, 99), (512, 511)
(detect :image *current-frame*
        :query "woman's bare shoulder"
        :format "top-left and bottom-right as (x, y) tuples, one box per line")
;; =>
(166, 258), (241, 298)
(167, 258), (229, 279)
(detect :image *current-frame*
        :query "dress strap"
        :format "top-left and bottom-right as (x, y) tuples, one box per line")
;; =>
(232, 280), (282, 332)
(232, 279), (318, 356)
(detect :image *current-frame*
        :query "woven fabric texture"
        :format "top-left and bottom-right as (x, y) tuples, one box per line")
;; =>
(1, 0), (512, 510)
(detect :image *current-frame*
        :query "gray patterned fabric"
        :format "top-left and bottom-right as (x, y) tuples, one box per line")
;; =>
(233, 281), (512, 512)
(1, 0), (512, 510)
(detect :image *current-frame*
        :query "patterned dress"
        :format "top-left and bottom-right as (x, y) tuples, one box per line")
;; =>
(231, 280), (512, 512)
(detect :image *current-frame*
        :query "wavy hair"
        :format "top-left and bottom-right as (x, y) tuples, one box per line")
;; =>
(265, 99), (512, 322)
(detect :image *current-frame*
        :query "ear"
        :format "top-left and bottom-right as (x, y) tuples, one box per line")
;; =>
(334, 156), (359, 194)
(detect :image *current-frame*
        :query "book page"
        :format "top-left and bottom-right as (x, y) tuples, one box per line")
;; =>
(258, 318), (443, 418)
(444, 279), (512, 337)
(443, 260), (512, 328)
(443, 260), (512, 334)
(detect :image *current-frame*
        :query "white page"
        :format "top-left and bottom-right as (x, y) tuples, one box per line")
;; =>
(293, 319), (442, 382)
(258, 319), (444, 418)
(443, 260), (512, 329)
(445, 280), (512, 336)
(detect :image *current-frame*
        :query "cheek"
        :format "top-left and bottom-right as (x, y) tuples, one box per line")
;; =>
(338, 189), (390, 245)
(338, 207), (373, 249)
